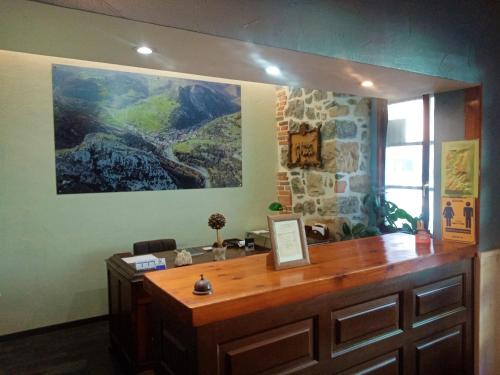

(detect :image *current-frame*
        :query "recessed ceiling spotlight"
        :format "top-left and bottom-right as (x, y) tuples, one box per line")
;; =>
(136, 46), (153, 55)
(265, 66), (281, 76)
(361, 80), (374, 88)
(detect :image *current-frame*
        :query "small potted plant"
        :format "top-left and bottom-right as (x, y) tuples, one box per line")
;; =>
(268, 201), (283, 214)
(208, 213), (227, 261)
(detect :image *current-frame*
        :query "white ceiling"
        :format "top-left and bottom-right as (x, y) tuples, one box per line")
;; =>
(3, 1), (475, 100)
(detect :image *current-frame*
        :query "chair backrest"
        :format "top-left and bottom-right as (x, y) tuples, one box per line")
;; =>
(133, 238), (177, 255)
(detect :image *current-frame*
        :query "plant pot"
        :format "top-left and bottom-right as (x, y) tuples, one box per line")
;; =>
(213, 246), (227, 261)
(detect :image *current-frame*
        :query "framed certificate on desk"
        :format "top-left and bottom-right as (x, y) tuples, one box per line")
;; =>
(267, 214), (310, 270)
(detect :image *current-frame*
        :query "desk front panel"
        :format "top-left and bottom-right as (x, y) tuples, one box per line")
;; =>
(151, 258), (474, 375)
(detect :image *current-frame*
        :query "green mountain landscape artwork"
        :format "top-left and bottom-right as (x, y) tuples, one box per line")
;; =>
(52, 64), (242, 194)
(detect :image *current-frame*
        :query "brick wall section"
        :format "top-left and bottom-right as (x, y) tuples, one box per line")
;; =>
(276, 172), (292, 213)
(276, 89), (292, 213)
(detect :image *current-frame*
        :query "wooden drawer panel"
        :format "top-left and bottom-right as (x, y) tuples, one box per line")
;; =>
(332, 294), (400, 348)
(159, 323), (189, 375)
(218, 318), (317, 375)
(413, 275), (464, 322)
(337, 350), (400, 375)
(415, 326), (464, 375)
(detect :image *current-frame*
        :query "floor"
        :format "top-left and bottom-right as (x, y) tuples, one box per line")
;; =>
(0, 320), (131, 375)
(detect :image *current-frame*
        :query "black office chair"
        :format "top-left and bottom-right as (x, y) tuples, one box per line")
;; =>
(133, 238), (177, 255)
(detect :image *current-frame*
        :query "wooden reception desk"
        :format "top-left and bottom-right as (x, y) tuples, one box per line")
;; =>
(143, 234), (477, 375)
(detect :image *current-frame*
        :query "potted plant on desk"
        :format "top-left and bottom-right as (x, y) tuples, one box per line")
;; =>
(208, 213), (227, 261)
(268, 201), (283, 215)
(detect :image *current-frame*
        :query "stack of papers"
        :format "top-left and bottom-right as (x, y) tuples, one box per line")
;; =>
(122, 254), (166, 271)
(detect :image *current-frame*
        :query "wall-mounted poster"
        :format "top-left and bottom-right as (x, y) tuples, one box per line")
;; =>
(441, 197), (476, 244)
(441, 140), (479, 198)
(52, 64), (242, 194)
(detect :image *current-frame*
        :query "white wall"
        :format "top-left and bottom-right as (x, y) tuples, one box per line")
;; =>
(0, 50), (277, 335)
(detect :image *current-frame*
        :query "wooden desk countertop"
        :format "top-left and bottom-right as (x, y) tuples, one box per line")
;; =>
(143, 233), (477, 327)
(106, 247), (269, 283)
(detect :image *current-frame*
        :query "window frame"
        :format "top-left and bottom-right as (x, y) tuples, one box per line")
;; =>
(384, 95), (432, 230)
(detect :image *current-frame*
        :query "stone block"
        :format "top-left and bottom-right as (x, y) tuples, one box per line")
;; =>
(335, 142), (359, 173)
(293, 202), (304, 213)
(285, 99), (305, 119)
(318, 197), (336, 216)
(306, 172), (324, 196)
(313, 90), (328, 101)
(306, 107), (316, 120)
(349, 175), (371, 193)
(289, 88), (303, 99)
(321, 121), (336, 140)
(338, 197), (360, 214)
(354, 98), (371, 117)
(280, 147), (288, 167)
(291, 176), (305, 194)
(335, 120), (357, 139)
(289, 119), (300, 132)
(335, 180), (347, 193)
(303, 200), (316, 215)
(328, 105), (350, 118)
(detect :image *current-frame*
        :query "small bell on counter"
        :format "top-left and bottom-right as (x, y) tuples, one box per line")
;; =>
(193, 274), (213, 295)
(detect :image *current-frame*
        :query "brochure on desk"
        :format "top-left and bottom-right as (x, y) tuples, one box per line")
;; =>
(122, 254), (166, 271)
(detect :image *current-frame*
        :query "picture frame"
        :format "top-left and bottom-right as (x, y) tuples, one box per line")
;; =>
(287, 123), (322, 169)
(267, 214), (310, 270)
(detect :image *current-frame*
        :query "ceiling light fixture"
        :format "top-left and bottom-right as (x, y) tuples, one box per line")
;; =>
(361, 80), (374, 88)
(136, 46), (153, 55)
(265, 66), (281, 76)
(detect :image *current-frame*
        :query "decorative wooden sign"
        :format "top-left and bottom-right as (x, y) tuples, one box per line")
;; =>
(287, 123), (322, 168)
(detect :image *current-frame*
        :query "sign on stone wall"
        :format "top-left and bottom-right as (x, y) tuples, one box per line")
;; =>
(287, 123), (322, 168)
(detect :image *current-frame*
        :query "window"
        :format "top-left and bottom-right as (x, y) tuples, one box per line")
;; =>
(385, 96), (434, 232)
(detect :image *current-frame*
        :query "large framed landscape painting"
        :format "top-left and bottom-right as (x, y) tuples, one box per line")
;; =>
(52, 64), (242, 194)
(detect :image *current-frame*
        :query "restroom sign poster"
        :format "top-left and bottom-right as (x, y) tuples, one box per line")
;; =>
(441, 197), (476, 244)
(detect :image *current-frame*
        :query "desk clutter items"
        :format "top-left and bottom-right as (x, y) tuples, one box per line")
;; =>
(193, 274), (213, 295)
(208, 212), (226, 245)
(223, 238), (245, 248)
(213, 247), (226, 261)
(174, 249), (193, 267)
(245, 238), (255, 250)
(305, 223), (329, 241)
(245, 229), (270, 249)
(122, 254), (166, 271)
(208, 212), (227, 261)
(415, 220), (431, 245)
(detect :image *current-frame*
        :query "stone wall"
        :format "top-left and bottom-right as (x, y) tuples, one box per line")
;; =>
(275, 87), (372, 239)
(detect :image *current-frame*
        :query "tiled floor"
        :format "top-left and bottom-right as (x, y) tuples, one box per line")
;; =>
(0, 320), (126, 375)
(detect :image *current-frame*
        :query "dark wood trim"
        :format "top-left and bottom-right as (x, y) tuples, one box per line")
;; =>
(376, 98), (388, 196)
(422, 94), (431, 229)
(464, 86), (481, 244)
(464, 86), (481, 375)
(0, 315), (108, 342)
